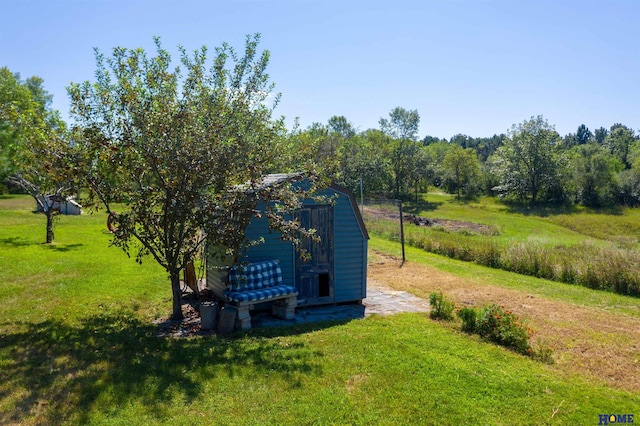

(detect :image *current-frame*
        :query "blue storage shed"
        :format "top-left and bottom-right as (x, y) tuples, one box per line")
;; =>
(206, 178), (368, 308)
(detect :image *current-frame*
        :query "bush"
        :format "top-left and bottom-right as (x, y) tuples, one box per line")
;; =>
(457, 307), (477, 333)
(476, 304), (532, 355)
(429, 291), (455, 321)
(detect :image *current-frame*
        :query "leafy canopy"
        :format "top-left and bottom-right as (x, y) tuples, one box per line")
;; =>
(69, 35), (320, 319)
(0, 67), (72, 243)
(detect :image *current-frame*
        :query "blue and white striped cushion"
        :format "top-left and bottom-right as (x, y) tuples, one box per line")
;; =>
(225, 284), (298, 303)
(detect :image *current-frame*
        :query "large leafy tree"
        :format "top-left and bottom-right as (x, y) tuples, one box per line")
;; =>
(570, 143), (621, 207)
(68, 35), (320, 320)
(336, 131), (391, 196)
(605, 124), (637, 169)
(379, 107), (420, 198)
(0, 67), (72, 243)
(442, 145), (482, 199)
(491, 115), (561, 204)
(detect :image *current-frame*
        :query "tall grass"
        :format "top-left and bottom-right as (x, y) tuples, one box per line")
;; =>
(367, 217), (640, 297)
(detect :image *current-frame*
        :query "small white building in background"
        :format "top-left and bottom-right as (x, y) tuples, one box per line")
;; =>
(36, 195), (83, 215)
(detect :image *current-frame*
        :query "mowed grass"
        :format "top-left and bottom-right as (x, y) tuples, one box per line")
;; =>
(1, 195), (638, 425)
(368, 237), (640, 393)
(0, 195), (169, 325)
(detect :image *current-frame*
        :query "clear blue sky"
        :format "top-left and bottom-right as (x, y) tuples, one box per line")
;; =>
(1, 0), (638, 139)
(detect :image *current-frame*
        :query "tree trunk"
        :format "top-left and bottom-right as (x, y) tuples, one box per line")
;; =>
(394, 174), (400, 199)
(45, 210), (54, 243)
(170, 271), (184, 320)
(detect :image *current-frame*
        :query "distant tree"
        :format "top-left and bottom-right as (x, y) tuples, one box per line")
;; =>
(491, 115), (562, 204)
(449, 134), (474, 149)
(605, 124), (636, 169)
(422, 135), (444, 146)
(0, 67), (72, 243)
(424, 141), (453, 188)
(336, 133), (391, 196)
(379, 107), (420, 198)
(442, 145), (482, 199)
(630, 139), (640, 168)
(474, 134), (505, 161)
(618, 140), (640, 206)
(594, 127), (608, 145)
(327, 115), (356, 139)
(570, 143), (620, 207)
(576, 124), (593, 145)
(405, 142), (431, 202)
(618, 168), (640, 206)
(68, 35), (321, 320)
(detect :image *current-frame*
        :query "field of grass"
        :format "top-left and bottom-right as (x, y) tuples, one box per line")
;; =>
(404, 192), (640, 247)
(1, 195), (639, 425)
(365, 193), (640, 295)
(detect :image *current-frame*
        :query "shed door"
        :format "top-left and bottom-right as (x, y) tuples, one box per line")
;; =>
(296, 205), (334, 305)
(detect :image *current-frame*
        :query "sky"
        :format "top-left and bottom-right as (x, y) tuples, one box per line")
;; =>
(1, 0), (639, 140)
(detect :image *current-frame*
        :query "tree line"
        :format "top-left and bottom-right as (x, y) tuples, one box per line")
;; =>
(288, 109), (640, 208)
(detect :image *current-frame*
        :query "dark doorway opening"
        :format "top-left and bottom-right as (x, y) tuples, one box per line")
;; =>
(318, 273), (330, 298)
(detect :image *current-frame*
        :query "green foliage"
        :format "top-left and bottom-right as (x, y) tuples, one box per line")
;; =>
(336, 133), (391, 195)
(570, 142), (621, 207)
(0, 67), (73, 243)
(618, 168), (640, 207)
(327, 115), (356, 139)
(284, 110), (635, 210)
(606, 124), (636, 169)
(379, 106), (420, 141)
(475, 304), (532, 355)
(458, 303), (539, 357)
(68, 35), (324, 319)
(491, 115), (564, 204)
(441, 145), (482, 199)
(457, 307), (478, 333)
(379, 107), (421, 198)
(428, 291), (455, 320)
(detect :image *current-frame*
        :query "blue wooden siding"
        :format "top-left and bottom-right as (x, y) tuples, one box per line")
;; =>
(329, 188), (367, 301)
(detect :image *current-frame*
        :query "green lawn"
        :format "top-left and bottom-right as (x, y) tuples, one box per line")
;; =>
(1, 195), (638, 425)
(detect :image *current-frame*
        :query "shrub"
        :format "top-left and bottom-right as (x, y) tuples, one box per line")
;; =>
(429, 291), (455, 321)
(457, 307), (477, 333)
(475, 304), (533, 355)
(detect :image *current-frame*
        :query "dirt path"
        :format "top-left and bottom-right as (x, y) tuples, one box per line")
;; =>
(368, 251), (640, 393)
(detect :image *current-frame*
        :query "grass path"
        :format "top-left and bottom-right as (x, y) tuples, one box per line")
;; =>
(369, 237), (640, 393)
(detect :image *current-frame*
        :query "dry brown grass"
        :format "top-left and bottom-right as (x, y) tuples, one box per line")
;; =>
(368, 251), (640, 392)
